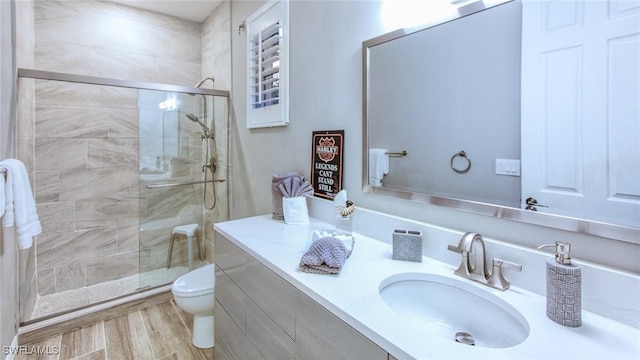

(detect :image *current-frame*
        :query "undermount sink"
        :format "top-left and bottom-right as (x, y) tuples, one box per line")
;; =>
(379, 272), (530, 348)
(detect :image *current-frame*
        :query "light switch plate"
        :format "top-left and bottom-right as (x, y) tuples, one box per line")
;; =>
(496, 159), (521, 176)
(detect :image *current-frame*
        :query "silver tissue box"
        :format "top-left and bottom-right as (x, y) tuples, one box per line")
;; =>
(392, 229), (422, 262)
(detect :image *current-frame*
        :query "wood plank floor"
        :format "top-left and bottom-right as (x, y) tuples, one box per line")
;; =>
(16, 300), (213, 360)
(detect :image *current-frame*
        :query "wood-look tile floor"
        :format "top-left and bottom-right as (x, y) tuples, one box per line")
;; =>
(16, 300), (213, 360)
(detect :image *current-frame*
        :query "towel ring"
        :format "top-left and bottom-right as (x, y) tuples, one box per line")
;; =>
(450, 150), (471, 174)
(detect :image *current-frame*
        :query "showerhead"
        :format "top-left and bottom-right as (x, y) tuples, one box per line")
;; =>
(186, 113), (209, 131)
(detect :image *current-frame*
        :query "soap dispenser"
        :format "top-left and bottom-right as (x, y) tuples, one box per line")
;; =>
(537, 242), (581, 327)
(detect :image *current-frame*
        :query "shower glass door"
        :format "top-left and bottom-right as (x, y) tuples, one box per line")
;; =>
(137, 90), (221, 290)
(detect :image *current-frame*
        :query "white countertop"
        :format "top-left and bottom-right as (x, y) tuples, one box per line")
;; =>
(214, 215), (640, 360)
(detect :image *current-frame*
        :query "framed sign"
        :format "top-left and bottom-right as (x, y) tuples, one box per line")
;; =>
(311, 130), (344, 199)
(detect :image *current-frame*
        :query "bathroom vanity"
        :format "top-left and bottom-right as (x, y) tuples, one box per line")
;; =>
(213, 210), (639, 359)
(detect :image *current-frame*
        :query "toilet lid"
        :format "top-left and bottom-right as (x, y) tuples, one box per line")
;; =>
(172, 264), (215, 297)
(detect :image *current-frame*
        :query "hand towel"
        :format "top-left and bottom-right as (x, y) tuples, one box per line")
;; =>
(282, 197), (309, 225)
(369, 148), (389, 187)
(0, 159), (42, 249)
(299, 236), (355, 275)
(271, 172), (301, 220)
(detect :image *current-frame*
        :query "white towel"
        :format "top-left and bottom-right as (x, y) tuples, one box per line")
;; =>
(0, 159), (41, 249)
(368, 148), (389, 187)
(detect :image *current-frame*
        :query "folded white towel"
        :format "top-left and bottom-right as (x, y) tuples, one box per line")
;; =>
(312, 230), (354, 253)
(369, 148), (389, 187)
(0, 159), (42, 249)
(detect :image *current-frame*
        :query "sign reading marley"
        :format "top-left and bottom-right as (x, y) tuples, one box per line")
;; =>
(311, 130), (344, 199)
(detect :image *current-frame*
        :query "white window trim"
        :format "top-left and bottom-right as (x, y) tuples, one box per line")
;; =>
(246, 0), (289, 128)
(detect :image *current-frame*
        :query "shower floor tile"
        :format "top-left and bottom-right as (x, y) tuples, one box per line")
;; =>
(17, 299), (213, 360)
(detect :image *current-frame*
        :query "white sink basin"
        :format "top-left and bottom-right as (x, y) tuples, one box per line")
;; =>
(379, 272), (530, 348)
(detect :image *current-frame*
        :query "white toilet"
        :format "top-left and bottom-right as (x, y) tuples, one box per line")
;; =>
(171, 263), (215, 348)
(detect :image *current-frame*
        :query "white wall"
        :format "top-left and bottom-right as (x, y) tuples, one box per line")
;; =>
(0, 0), (18, 352)
(229, 0), (639, 274)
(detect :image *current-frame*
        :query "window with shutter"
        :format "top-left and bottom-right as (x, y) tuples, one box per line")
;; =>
(246, 0), (289, 128)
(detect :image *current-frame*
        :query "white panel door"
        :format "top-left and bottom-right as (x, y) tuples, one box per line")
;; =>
(521, 0), (640, 228)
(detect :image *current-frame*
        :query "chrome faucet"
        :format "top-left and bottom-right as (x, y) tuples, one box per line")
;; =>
(448, 232), (522, 291)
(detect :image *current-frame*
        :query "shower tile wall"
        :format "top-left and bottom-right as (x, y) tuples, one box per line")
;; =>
(26, 0), (207, 314)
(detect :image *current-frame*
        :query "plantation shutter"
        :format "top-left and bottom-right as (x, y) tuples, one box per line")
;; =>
(246, 0), (289, 128)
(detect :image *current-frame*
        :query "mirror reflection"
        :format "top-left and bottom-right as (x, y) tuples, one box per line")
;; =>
(363, 0), (640, 236)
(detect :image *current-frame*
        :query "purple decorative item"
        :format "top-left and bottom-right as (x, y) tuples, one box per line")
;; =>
(299, 236), (354, 274)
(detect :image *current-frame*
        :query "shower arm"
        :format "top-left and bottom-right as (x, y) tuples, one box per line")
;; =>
(195, 77), (215, 88)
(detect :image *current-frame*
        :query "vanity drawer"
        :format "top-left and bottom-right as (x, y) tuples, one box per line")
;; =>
(215, 265), (245, 333)
(295, 290), (387, 360)
(244, 255), (296, 339)
(214, 300), (263, 360)
(246, 298), (295, 360)
(215, 233), (248, 289)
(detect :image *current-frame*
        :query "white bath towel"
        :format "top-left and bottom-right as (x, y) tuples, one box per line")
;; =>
(0, 159), (41, 249)
(369, 148), (389, 187)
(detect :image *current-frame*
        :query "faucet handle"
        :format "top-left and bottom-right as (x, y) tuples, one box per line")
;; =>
(486, 258), (522, 291)
(447, 244), (472, 278)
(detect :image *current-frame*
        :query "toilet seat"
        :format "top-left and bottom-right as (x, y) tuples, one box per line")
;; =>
(171, 264), (215, 298)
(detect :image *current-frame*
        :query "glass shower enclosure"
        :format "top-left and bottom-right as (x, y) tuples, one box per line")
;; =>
(17, 69), (228, 324)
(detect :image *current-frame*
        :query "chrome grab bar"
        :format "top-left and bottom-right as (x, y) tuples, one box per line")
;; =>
(145, 179), (225, 189)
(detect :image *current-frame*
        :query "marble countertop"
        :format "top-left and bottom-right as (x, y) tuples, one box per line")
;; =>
(214, 215), (640, 360)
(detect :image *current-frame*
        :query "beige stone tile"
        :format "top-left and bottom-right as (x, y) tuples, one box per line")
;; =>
(100, 86), (138, 110)
(75, 197), (139, 230)
(116, 222), (139, 254)
(34, 171), (60, 203)
(107, 108), (139, 139)
(112, 2), (181, 30)
(92, 48), (158, 82)
(37, 227), (117, 270)
(35, 105), (109, 139)
(170, 34), (202, 62)
(140, 302), (193, 359)
(107, 17), (172, 58)
(104, 312), (154, 360)
(36, 201), (74, 234)
(59, 322), (105, 360)
(87, 138), (138, 168)
(156, 58), (201, 87)
(85, 250), (138, 286)
(36, 9), (107, 49)
(15, 334), (61, 360)
(55, 261), (86, 292)
(34, 41), (98, 75)
(59, 167), (136, 201)
(35, 138), (87, 171)
(37, 267), (56, 296)
(35, 80), (101, 107)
